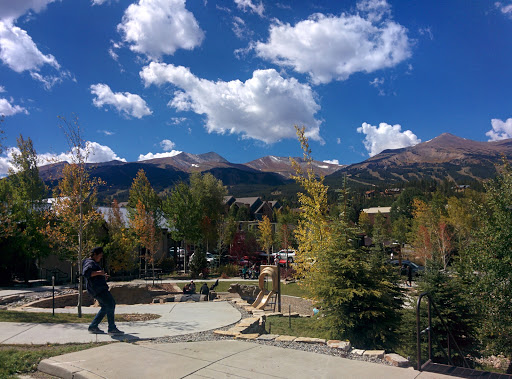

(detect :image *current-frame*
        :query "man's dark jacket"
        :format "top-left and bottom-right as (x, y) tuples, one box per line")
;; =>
(82, 258), (109, 297)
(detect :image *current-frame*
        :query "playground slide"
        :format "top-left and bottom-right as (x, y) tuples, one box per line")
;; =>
(251, 265), (278, 310)
(252, 290), (275, 309)
(255, 290), (275, 310)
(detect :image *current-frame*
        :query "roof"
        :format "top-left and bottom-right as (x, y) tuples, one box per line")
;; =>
(96, 206), (169, 229)
(362, 206), (392, 214)
(234, 197), (261, 206)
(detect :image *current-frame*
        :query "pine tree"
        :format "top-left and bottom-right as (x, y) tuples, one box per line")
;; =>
(292, 126), (403, 349)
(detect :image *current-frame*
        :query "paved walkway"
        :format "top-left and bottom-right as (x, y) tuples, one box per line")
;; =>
(38, 339), (452, 379)
(0, 302), (240, 344)
(1, 289), (450, 378)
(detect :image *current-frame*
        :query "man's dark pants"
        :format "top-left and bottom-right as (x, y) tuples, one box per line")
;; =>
(89, 290), (116, 331)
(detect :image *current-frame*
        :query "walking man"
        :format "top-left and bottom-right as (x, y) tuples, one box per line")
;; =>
(83, 247), (124, 335)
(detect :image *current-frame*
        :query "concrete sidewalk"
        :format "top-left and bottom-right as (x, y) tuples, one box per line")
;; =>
(0, 302), (240, 344)
(38, 339), (452, 379)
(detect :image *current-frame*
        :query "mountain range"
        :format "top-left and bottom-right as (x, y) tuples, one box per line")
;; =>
(38, 133), (512, 202)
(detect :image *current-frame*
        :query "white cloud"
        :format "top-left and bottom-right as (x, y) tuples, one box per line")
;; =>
(117, 0), (204, 60)
(486, 118), (512, 141)
(357, 122), (421, 157)
(169, 117), (187, 125)
(160, 139), (176, 151)
(323, 159), (340, 165)
(138, 150), (182, 161)
(336, 138), (341, 144)
(254, 0), (411, 84)
(0, 0), (57, 22)
(0, 141), (126, 176)
(232, 16), (253, 39)
(495, 2), (512, 18)
(0, 2), (71, 88)
(0, 86), (5, 93)
(140, 62), (322, 144)
(234, 0), (264, 17)
(0, 20), (60, 73)
(98, 129), (114, 136)
(0, 98), (28, 116)
(92, 0), (109, 5)
(90, 83), (152, 119)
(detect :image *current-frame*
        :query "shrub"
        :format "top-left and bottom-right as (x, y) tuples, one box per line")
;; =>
(158, 257), (175, 273)
(219, 264), (239, 278)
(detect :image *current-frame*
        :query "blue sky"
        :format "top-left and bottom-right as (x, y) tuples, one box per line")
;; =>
(1, 0), (512, 175)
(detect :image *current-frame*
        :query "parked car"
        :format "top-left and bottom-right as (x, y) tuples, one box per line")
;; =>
(389, 259), (424, 276)
(273, 249), (296, 263)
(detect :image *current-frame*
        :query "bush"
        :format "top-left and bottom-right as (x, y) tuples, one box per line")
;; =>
(219, 264), (239, 278)
(189, 252), (207, 279)
(158, 257), (175, 273)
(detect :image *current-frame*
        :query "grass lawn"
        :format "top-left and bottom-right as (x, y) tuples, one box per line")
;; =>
(175, 280), (308, 298)
(0, 310), (160, 323)
(265, 315), (330, 340)
(0, 343), (109, 378)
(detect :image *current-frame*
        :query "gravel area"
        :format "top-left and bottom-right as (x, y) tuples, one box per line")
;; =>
(150, 301), (396, 367)
(3, 289), (77, 308)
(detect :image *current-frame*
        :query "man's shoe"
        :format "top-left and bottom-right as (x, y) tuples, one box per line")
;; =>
(108, 328), (124, 335)
(88, 326), (104, 334)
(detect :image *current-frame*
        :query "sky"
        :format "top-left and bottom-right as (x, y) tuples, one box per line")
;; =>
(1, 0), (512, 175)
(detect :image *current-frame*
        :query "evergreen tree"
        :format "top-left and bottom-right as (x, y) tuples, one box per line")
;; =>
(292, 126), (404, 349)
(463, 160), (512, 357)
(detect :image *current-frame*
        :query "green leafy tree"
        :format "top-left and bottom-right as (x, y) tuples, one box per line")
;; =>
(190, 172), (226, 251)
(2, 135), (50, 282)
(189, 251), (208, 278)
(163, 181), (201, 271)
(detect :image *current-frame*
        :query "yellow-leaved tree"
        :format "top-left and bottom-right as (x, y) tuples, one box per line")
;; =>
(258, 215), (273, 264)
(290, 126), (333, 297)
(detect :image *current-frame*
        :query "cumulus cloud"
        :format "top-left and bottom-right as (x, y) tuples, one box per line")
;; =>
(117, 0), (204, 60)
(323, 159), (340, 165)
(0, 20), (60, 73)
(254, 0), (411, 84)
(140, 62), (322, 143)
(138, 150), (182, 161)
(0, 0), (57, 22)
(234, 0), (264, 17)
(90, 83), (152, 119)
(357, 122), (421, 156)
(160, 139), (176, 151)
(0, 1), (71, 88)
(0, 98), (28, 116)
(495, 2), (512, 18)
(0, 141), (126, 176)
(486, 118), (512, 141)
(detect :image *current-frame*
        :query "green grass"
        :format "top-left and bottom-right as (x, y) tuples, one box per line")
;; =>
(0, 310), (160, 323)
(176, 280), (308, 297)
(0, 342), (109, 378)
(265, 315), (331, 340)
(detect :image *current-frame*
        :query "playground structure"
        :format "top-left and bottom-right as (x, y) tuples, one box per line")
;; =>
(251, 265), (280, 310)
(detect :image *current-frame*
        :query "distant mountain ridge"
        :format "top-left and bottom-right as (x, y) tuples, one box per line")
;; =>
(327, 133), (512, 186)
(36, 134), (512, 202)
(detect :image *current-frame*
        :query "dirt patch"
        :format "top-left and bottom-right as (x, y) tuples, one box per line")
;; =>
(118, 313), (161, 322)
(24, 283), (178, 308)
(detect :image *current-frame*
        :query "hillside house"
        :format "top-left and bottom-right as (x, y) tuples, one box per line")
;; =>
(361, 206), (392, 225)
